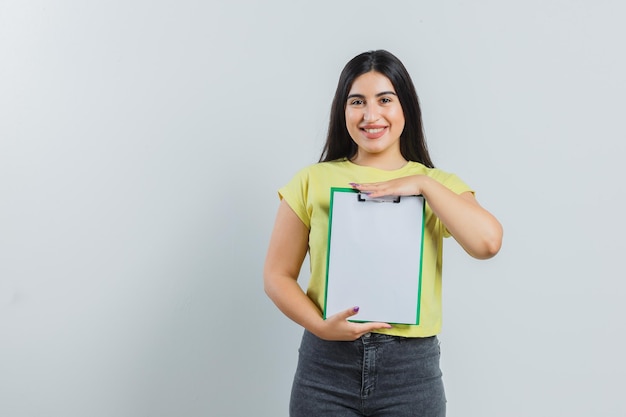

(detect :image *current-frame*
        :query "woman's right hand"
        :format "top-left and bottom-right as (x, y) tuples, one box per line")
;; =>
(315, 306), (393, 341)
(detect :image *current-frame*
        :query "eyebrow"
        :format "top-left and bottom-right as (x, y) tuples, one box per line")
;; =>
(346, 91), (398, 100)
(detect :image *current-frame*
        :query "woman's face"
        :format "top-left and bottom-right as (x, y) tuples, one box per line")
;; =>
(345, 71), (405, 161)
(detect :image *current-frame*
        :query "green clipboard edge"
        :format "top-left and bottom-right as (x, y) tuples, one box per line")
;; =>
(323, 187), (427, 325)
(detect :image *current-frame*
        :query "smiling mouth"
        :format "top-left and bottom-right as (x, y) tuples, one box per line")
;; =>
(359, 126), (388, 140)
(362, 127), (385, 134)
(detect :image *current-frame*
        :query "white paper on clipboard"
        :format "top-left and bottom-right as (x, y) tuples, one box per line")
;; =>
(323, 188), (425, 325)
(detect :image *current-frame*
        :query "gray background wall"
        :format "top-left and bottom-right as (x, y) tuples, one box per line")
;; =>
(1, 1), (624, 416)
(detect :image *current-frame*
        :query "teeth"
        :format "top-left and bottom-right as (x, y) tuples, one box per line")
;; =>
(364, 128), (384, 133)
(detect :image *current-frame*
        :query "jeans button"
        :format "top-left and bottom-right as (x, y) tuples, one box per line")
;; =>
(363, 332), (371, 338)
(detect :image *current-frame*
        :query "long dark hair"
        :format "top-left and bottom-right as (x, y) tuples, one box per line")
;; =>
(319, 50), (434, 168)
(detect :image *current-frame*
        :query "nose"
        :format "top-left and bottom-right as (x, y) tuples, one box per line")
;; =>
(363, 105), (380, 122)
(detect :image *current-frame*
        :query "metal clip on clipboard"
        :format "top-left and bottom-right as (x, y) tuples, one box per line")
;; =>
(357, 193), (401, 203)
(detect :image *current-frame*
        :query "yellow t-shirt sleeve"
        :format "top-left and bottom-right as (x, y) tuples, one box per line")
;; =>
(429, 169), (474, 238)
(278, 167), (312, 229)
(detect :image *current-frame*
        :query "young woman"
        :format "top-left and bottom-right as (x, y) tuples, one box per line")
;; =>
(264, 50), (503, 417)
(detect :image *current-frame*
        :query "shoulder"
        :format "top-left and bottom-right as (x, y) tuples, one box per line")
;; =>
(405, 161), (454, 178)
(404, 162), (451, 178)
(405, 162), (473, 193)
(290, 159), (351, 179)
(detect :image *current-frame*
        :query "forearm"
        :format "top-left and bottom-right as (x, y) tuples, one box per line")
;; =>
(420, 177), (502, 259)
(264, 273), (326, 335)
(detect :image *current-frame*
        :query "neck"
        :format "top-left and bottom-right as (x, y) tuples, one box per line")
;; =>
(350, 153), (408, 171)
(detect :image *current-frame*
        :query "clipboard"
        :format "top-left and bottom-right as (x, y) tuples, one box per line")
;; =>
(323, 187), (426, 325)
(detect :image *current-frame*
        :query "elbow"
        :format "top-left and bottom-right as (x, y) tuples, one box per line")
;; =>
(263, 271), (275, 299)
(470, 223), (503, 260)
(263, 268), (286, 301)
(264, 280), (281, 306)
(263, 282), (276, 300)
(478, 238), (502, 259)
(469, 241), (501, 260)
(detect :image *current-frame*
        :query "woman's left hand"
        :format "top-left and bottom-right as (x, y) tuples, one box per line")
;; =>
(350, 175), (425, 198)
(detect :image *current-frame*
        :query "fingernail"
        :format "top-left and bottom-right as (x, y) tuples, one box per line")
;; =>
(353, 306), (360, 312)
(349, 182), (359, 187)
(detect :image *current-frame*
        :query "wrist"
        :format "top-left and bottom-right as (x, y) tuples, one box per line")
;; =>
(414, 174), (432, 196)
(304, 313), (327, 338)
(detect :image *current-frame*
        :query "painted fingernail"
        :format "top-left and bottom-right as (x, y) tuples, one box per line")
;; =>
(349, 182), (359, 187)
(353, 306), (360, 312)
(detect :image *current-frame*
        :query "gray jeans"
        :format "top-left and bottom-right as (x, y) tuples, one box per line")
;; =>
(290, 330), (446, 417)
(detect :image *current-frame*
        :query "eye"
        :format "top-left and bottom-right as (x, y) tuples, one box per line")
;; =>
(349, 98), (364, 106)
(380, 97), (392, 104)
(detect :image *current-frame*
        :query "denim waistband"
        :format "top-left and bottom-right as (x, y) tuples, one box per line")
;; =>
(359, 331), (436, 344)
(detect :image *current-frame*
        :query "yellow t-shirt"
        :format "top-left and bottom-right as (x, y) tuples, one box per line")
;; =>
(279, 159), (473, 337)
